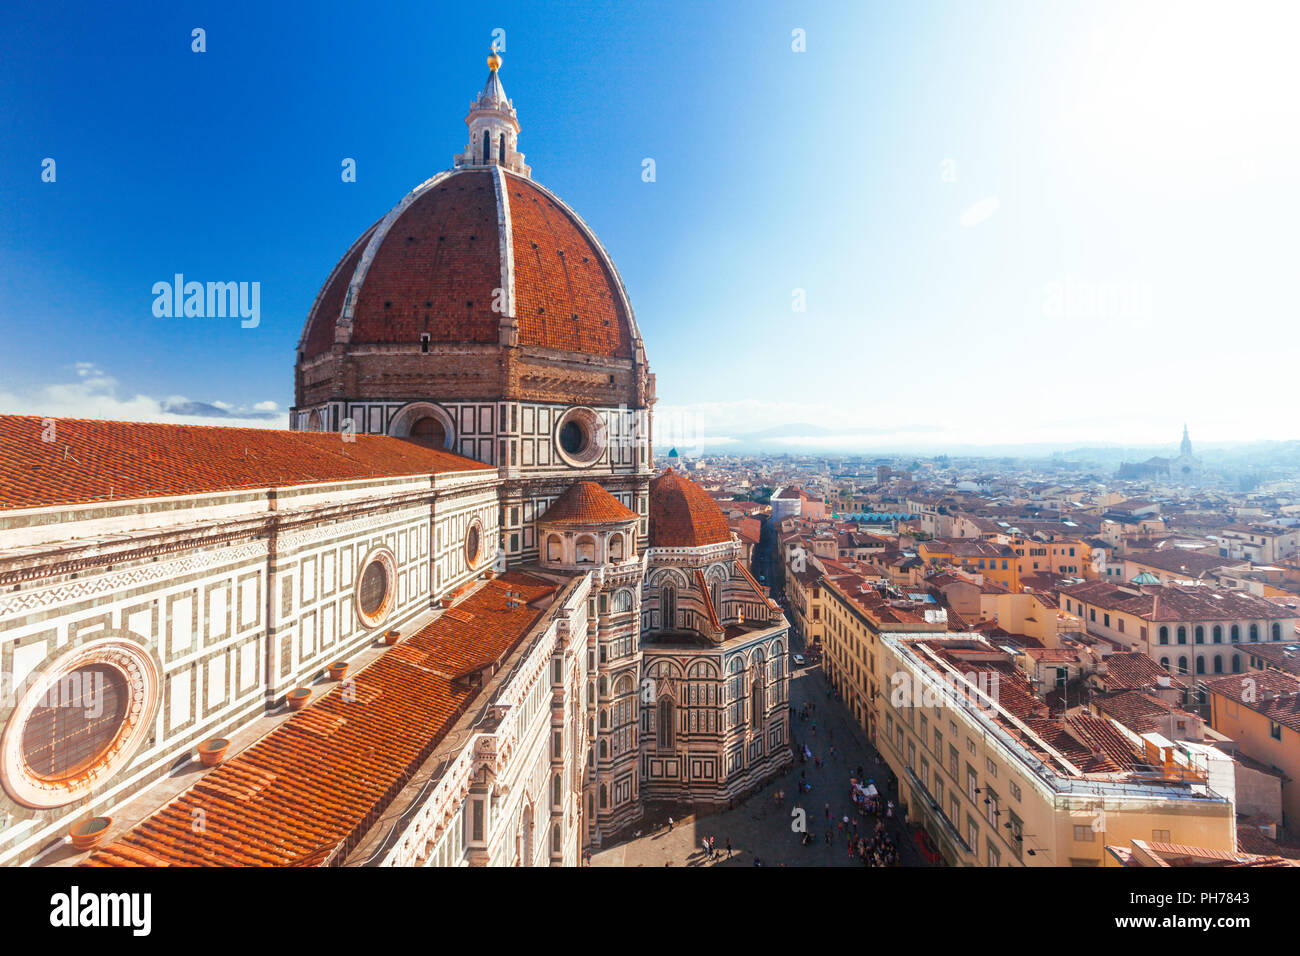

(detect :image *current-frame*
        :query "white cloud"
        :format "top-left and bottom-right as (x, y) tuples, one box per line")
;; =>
(0, 364), (289, 429)
(959, 196), (1000, 228)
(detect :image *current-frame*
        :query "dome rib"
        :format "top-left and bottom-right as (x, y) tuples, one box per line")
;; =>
(340, 169), (460, 345)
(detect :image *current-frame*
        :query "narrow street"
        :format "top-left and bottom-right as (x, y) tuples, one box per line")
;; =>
(591, 662), (932, 867)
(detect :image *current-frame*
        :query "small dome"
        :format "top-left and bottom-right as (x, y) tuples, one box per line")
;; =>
(648, 468), (732, 548)
(540, 481), (638, 526)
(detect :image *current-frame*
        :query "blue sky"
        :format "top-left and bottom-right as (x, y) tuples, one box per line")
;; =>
(2, 0), (1298, 452)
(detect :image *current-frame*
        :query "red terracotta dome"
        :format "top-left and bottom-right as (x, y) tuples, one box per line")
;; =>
(299, 168), (636, 361)
(540, 481), (638, 526)
(648, 468), (733, 548)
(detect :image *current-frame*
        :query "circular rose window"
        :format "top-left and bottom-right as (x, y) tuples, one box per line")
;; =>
(22, 664), (129, 781)
(355, 547), (397, 628)
(465, 520), (484, 568)
(554, 407), (607, 468)
(1, 637), (158, 810)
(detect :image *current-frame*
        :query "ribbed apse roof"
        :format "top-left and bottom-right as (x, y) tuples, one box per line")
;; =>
(648, 468), (733, 548)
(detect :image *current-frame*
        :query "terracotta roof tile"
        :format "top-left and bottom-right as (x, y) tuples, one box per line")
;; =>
(301, 170), (635, 362)
(1205, 669), (1300, 733)
(326, 170), (503, 353)
(508, 177), (633, 357)
(648, 468), (732, 548)
(539, 481), (637, 526)
(82, 572), (557, 867)
(0, 415), (486, 511)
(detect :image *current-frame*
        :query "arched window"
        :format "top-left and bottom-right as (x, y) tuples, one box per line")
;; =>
(1213, 655), (1223, 674)
(609, 533), (624, 562)
(547, 534), (563, 562)
(552, 773), (562, 807)
(1195, 657), (1205, 674)
(751, 652), (766, 724)
(1231, 625), (1240, 643)
(1274, 623), (1283, 641)
(1213, 625), (1223, 644)
(599, 739), (607, 758)
(576, 536), (596, 563)
(1249, 623), (1259, 642)
(599, 708), (608, 729)
(519, 804), (533, 867)
(662, 584), (676, 630)
(1232, 654), (1242, 673)
(551, 823), (561, 854)
(482, 130), (490, 163)
(611, 589), (632, 614)
(1158, 626), (1169, 645)
(499, 135), (507, 163)
(1195, 626), (1204, 644)
(1160, 657), (1170, 670)
(657, 697), (674, 749)
(1177, 655), (1188, 675)
(407, 416), (446, 448)
(1177, 626), (1187, 645)
(599, 783), (607, 807)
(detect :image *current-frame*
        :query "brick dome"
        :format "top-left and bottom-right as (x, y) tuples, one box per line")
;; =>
(299, 169), (637, 362)
(648, 468), (733, 549)
(293, 55), (653, 422)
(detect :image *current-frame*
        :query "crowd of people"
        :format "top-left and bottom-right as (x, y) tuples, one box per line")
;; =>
(784, 693), (905, 866)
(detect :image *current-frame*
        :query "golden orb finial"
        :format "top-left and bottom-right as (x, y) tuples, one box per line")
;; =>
(487, 49), (502, 71)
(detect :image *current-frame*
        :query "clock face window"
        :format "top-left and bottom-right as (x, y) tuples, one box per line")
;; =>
(356, 549), (398, 628)
(560, 421), (586, 456)
(554, 408), (606, 468)
(466, 522), (483, 567)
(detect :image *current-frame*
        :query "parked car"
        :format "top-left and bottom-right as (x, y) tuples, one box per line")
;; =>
(793, 654), (806, 666)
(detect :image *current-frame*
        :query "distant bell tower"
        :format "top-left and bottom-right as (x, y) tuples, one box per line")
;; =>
(454, 49), (531, 177)
(1180, 423), (1193, 458)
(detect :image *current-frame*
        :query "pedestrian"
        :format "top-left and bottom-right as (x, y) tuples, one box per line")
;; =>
(668, 815), (674, 832)
(726, 837), (732, 859)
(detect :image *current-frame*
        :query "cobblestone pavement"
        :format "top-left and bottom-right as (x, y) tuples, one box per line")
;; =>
(591, 664), (933, 867)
